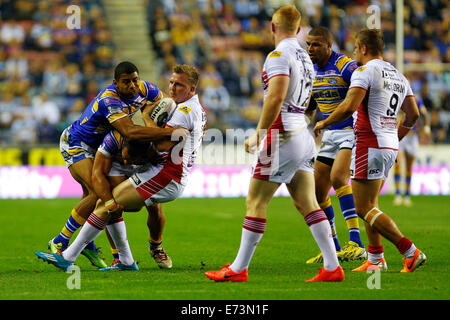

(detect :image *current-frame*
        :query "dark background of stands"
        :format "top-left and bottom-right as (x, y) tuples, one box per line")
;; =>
(0, 0), (448, 148)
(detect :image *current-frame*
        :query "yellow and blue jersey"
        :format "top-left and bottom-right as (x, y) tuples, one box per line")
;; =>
(67, 80), (161, 148)
(311, 51), (358, 130)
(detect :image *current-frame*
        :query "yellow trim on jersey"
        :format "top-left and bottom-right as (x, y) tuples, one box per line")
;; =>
(335, 55), (353, 72)
(139, 80), (147, 97)
(92, 101), (99, 113)
(314, 76), (348, 87)
(154, 91), (163, 102)
(100, 89), (120, 99)
(108, 113), (127, 123)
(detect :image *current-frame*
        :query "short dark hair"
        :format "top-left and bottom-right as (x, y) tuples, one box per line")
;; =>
(114, 61), (139, 80)
(308, 26), (333, 45)
(356, 29), (385, 55)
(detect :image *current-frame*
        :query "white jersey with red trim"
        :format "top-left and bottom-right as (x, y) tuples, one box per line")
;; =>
(162, 94), (206, 185)
(350, 59), (414, 149)
(261, 38), (315, 132)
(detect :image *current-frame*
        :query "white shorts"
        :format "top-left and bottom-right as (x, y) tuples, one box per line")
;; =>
(108, 161), (150, 177)
(252, 127), (316, 184)
(399, 133), (418, 156)
(351, 136), (397, 180)
(59, 128), (96, 168)
(129, 164), (184, 206)
(317, 129), (354, 161)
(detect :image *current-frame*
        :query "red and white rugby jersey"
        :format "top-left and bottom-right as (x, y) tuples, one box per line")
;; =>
(350, 59), (414, 149)
(261, 38), (315, 132)
(163, 94), (206, 184)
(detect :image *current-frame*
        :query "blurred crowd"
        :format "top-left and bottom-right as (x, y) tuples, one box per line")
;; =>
(148, 0), (449, 144)
(0, 0), (448, 147)
(0, 0), (114, 146)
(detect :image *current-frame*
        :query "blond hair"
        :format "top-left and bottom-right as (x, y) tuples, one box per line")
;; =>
(173, 64), (199, 87)
(272, 5), (301, 34)
(356, 28), (385, 56)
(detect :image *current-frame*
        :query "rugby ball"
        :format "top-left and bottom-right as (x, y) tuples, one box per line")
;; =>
(149, 97), (177, 127)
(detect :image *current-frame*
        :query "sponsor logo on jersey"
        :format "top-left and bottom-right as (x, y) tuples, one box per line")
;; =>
(108, 105), (123, 114)
(313, 89), (340, 99)
(178, 105), (191, 114)
(269, 50), (282, 58)
(356, 66), (366, 72)
(327, 78), (338, 84)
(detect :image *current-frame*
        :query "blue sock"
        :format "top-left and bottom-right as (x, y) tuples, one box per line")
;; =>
(53, 212), (83, 250)
(336, 185), (364, 248)
(404, 176), (411, 197)
(320, 198), (341, 252)
(149, 240), (162, 251)
(394, 174), (402, 196)
(85, 241), (96, 251)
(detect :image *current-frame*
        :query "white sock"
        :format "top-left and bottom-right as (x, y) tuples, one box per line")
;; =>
(403, 243), (417, 259)
(106, 218), (134, 266)
(305, 210), (340, 271)
(63, 214), (106, 262)
(229, 216), (266, 273)
(368, 252), (384, 264)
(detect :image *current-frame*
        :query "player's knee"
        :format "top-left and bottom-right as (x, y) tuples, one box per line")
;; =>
(330, 175), (348, 189)
(85, 192), (98, 205)
(246, 198), (267, 217)
(146, 204), (160, 217)
(314, 183), (328, 203)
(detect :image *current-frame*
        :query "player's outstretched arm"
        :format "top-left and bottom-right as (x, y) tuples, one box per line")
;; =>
(398, 96), (419, 141)
(153, 126), (189, 152)
(313, 87), (366, 137)
(113, 115), (175, 141)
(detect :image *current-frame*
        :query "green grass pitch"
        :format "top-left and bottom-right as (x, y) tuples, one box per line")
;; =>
(0, 195), (448, 301)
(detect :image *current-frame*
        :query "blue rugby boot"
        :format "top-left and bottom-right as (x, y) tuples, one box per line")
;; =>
(99, 262), (139, 271)
(35, 251), (74, 271)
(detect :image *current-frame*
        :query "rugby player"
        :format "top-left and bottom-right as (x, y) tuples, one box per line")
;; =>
(205, 5), (344, 283)
(47, 61), (177, 268)
(314, 29), (426, 272)
(36, 64), (206, 271)
(305, 26), (366, 264)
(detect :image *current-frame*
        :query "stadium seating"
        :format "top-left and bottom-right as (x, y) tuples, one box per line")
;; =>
(0, 0), (448, 146)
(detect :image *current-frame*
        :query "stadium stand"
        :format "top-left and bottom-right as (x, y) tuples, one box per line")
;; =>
(0, 0), (448, 146)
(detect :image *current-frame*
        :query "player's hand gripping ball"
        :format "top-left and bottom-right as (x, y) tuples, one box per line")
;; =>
(150, 98), (177, 127)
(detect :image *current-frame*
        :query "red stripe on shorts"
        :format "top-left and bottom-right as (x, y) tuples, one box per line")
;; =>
(136, 168), (173, 201)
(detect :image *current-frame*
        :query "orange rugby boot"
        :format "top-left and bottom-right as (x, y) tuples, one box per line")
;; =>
(205, 264), (248, 282)
(401, 249), (426, 273)
(352, 258), (388, 271)
(305, 266), (345, 282)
